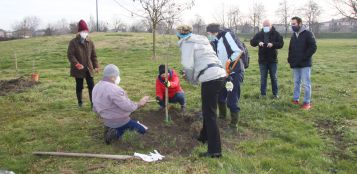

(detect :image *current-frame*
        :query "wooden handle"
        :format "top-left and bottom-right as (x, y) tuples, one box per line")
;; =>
(33, 151), (134, 160)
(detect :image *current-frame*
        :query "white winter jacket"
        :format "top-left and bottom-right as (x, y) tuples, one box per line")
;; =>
(178, 34), (226, 84)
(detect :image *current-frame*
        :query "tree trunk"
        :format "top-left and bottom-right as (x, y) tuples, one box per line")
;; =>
(152, 24), (156, 60)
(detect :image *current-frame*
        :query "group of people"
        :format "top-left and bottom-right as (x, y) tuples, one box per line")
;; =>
(67, 16), (317, 158)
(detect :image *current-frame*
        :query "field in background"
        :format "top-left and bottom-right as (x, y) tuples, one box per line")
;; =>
(0, 33), (356, 174)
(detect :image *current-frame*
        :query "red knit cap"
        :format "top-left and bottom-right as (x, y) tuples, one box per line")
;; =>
(78, 19), (89, 32)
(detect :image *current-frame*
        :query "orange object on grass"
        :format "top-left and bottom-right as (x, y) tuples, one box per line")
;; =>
(31, 73), (39, 82)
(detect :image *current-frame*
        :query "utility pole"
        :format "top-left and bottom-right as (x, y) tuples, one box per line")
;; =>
(96, 0), (99, 32)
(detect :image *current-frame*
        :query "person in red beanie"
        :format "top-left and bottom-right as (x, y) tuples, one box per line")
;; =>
(67, 19), (99, 108)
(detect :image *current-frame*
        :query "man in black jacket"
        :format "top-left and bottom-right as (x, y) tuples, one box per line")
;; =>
(288, 16), (317, 110)
(250, 19), (284, 98)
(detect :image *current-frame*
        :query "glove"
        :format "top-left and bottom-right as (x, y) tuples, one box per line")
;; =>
(225, 60), (231, 77)
(155, 96), (162, 103)
(226, 81), (234, 91)
(75, 63), (84, 70)
(259, 42), (264, 47)
(164, 81), (171, 88)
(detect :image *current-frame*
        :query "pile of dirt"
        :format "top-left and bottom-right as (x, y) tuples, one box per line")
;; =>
(0, 77), (38, 96)
(109, 109), (253, 156)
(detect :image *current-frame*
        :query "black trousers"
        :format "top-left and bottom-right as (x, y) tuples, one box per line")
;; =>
(75, 71), (94, 104)
(199, 77), (225, 154)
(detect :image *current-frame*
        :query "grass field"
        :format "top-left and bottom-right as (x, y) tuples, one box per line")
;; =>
(0, 32), (356, 174)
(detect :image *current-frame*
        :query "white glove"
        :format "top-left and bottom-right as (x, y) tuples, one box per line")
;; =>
(226, 81), (234, 91)
(259, 42), (264, 47)
(134, 153), (155, 162)
(134, 150), (164, 162)
(149, 150), (165, 160)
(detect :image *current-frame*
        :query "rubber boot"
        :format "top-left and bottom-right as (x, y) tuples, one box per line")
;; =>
(228, 112), (239, 133)
(218, 103), (227, 119)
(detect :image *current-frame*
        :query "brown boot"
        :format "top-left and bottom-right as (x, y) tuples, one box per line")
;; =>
(218, 103), (227, 119)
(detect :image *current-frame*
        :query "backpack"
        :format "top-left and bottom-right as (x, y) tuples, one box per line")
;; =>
(220, 29), (250, 69)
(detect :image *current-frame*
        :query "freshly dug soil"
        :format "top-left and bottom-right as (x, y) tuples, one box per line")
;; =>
(0, 77), (38, 96)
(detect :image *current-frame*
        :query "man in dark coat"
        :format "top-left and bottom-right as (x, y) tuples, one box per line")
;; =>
(67, 19), (99, 107)
(288, 16), (317, 110)
(250, 19), (284, 98)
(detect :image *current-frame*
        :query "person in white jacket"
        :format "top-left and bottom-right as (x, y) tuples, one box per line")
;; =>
(92, 64), (150, 144)
(176, 24), (226, 158)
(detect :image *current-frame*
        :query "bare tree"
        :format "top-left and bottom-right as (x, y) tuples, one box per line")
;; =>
(249, 2), (265, 34)
(332, 0), (357, 20)
(227, 6), (242, 33)
(69, 22), (78, 34)
(44, 23), (56, 36)
(192, 15), (206, 35)
(13, 16), (41, 38)
(99, 21), (109, 32)
(130, 20), (150, 32)
(212, 3), (227, 28)
(276, 0), (292, 37)
(55, 18), (70, 35)
(87, 16), (108, 32)
(301, 0), (322, 34)
(88, 16), (97, 32)
(134, 0), (195, 59)
(112, 18), (127, 32)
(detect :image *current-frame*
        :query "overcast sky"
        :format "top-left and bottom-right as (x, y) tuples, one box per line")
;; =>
(0, 0), (341, 31)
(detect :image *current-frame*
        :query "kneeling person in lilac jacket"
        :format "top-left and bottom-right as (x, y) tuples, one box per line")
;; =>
(92, 64), (150, 144)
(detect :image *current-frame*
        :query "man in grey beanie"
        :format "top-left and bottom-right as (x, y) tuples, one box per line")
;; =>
(92, 64), (150, 144)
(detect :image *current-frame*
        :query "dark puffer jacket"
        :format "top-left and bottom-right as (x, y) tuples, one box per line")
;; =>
(288, 26), (317, 68)
(250, 26), (284, 64)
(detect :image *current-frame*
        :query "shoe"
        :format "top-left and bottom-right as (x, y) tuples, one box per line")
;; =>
(273, 95), (279, 99)
(78, 102), (83, 108)
(199, 152), (222, 158)
(158, 106), (165, 112)
(259, 95), (267, 99)
(301, 103), (312, 110)
(196, 136), (207, 144)
(225, 126), (238, 134)
(181, 105), (186, 115)
(230, 112), (239, 129)
(292, 100), (299, 105)
(104, 127), (117, 145)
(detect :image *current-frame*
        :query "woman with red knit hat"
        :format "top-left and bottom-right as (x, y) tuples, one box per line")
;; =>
(67, 19), (99, 108)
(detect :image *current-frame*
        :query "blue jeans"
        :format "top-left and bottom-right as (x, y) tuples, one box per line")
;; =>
(116, 119), (146, 138)
(218, 72), (243, 113)
(293, 67), (311, 104)
(157, 92), (185, 107)
(259, 63), (278, 96)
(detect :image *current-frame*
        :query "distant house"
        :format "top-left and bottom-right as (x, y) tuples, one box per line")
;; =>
(0, 29), (5, 38)
(5, 31), (13, 38)
(320, 17), (357, 32)
(33, 30), (46, 37)
(13, 29), (32, 38)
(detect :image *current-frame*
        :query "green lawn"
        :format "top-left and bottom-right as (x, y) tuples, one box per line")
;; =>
(0, 33), (356, 174)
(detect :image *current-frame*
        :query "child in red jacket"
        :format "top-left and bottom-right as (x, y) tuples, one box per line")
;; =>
(156, 65), (186, 112)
